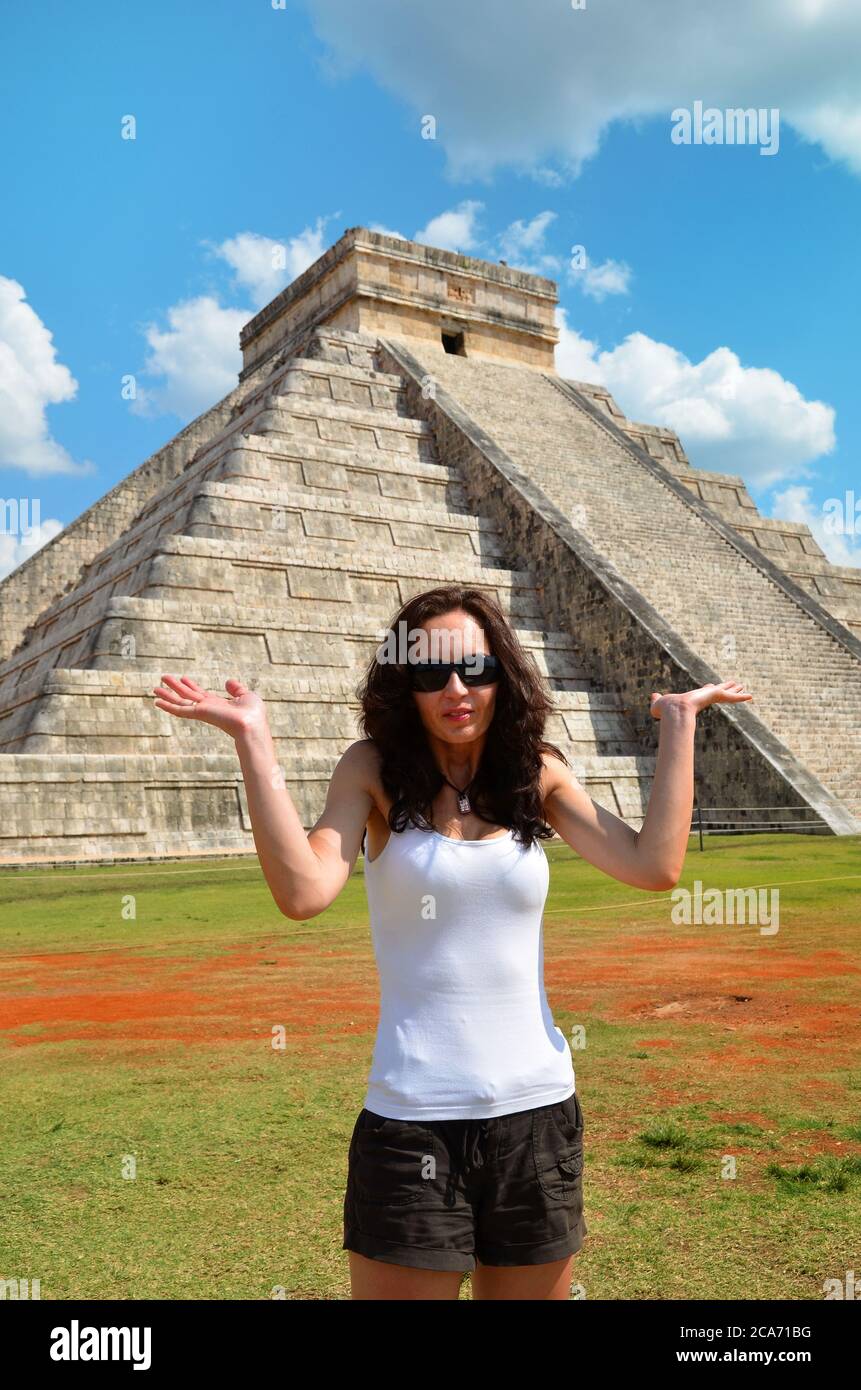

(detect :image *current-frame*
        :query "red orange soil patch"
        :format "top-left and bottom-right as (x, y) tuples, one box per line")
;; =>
(3, 925), (857, 1123)
(0, 941), (379, 1048)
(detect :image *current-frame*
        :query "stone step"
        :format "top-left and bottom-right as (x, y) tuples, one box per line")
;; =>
(211, 355), (413, 446)
(304, 325), (387, 369)
(228, 428), (459, 476)
(251, 400), (438, 463)
(274, 358), (411, 414)
(284, 354), (406, 388)
(241, 353), (409, 415)
(178, 481), (509, 562)
(133, 533), (540, 610)
(254, 390), (437, 436)
(256, 383), (417, 427)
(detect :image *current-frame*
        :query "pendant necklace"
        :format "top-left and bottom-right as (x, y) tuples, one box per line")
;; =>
(439, 772), (476, 815)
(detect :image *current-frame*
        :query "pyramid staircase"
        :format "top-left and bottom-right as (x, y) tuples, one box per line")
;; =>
(568, 381), (861, 641)
(379, 340), (861, 832)
(0, 327), (654, 862)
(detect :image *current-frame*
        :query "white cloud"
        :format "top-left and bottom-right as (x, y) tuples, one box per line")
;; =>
(0, 514), (64, 580)
(791, 97), (861, 175)
(770, 484), (861, 568)
(131, 296), (247, 420)
(302, 0), (861, 179)
(132, 218), (341, 420)
(0, 277), (92, 478)
(494, 211), (562, 275)
(414, 201), (484, 251)
(570, 256), (632, 301)
(412, 203), (581, 278)
(369, 222), (407, 240)
(554, 314), (606, 383)
(213, 218), (334, 308)
(555, 308), (835, 487)
(532, 167), (565, 188)
(498, 210), (556, 255)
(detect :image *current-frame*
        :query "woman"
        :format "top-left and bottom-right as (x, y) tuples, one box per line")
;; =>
(152, 584), (751, 1300)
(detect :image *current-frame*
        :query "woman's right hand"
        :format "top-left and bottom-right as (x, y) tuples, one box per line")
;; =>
(152, 674), (267, 740)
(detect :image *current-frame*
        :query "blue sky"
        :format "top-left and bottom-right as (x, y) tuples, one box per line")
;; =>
(2, 0), (860, 576)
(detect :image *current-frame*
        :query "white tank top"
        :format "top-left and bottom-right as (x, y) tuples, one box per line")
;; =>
(361, 823), (576, 1120)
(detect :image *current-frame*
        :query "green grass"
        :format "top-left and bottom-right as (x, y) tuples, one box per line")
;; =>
(1, 832), (859, 1299)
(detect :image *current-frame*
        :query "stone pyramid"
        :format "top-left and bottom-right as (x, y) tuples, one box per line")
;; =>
(1, 227), (858, 863)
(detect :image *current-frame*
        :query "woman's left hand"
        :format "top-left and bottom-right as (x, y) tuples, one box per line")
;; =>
(649, 679), (753, 719)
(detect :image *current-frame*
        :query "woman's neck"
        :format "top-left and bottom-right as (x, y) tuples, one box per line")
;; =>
(425, 727), (487, 787)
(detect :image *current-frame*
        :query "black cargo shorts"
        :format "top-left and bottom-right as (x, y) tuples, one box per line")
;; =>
(343, 1090), (588, 1273)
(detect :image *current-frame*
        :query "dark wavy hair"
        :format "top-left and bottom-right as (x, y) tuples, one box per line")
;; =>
(356, 585), (569, 850)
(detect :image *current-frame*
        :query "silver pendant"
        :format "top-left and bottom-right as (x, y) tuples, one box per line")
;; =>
(457, 791), (471, 813)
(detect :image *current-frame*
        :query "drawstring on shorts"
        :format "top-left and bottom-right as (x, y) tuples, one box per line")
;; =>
(443, 1118), (492, 1206)
(463, 1118), (491, 1174)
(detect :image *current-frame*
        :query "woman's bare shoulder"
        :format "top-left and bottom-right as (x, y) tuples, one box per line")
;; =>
(346, 739), (389, 822)
(342, 739), (386, 809)
(539, 746), (569, 807)
(345, 737), (382, 774)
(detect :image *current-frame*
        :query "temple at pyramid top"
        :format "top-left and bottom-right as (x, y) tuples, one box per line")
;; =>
(239, 226), (559, 377)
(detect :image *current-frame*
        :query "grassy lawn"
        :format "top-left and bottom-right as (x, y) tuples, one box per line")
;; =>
(1, 832), (859, 1300)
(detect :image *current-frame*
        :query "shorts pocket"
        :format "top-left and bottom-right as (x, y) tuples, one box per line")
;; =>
(551, 1091), (584, 1142)
(352, 1113), (437, 1207)
(532, 1104), (585, 1204)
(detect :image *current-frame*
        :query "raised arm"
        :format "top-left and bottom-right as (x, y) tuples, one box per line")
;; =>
(543, 753), (670, 892)
(542, 680), (752, 891)
(151, 674), (374, 920)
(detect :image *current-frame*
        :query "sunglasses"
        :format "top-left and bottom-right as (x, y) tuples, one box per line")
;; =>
(406, 655), (501, 692)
